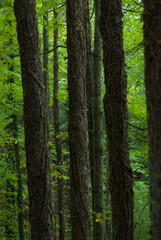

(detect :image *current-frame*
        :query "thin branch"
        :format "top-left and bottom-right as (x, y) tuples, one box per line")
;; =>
(128, 112), (147, 125)
(123, 8), (141, 14)
(47, 4), (66, 13)
(57, 3), (66, 9)
(132, 0), (143, 8)
(10, 54), (19, 58)
(90, 5), (95, 21)
(129, 122), (148, 131)
(42, 45), (66, 55)
(134, 202), (149, 230)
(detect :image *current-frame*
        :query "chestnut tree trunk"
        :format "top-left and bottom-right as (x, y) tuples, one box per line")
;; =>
(99, 0), (134, 239)
(66, 0), (91, 239)
(143, 1), (161, 239)
(93, 0), (104, 239)
(14, 1), (54, 239)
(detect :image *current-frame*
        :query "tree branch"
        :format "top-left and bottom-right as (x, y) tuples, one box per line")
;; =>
(132, 0), (143, 8)
(42, 45), (66, 55)
(129, 122), (148, 131)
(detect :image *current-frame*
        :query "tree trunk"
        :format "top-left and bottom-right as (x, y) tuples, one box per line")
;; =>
(66, 0), (91, 239)
(5, 142), (16, 239)
(5, 60), (17, 240)
(53, 8), (65, 240)
(93, 0), (104, 239)
(105, 154), (111, 240)
(4, 34), (25, 240)
(42, 0), (50, 137)
(14, 1), (54, 239)
(85, 0), (95, 234)
(13, 115), (25, 240)
(99, 1), (134, 239)
(143, 1), (161, 239)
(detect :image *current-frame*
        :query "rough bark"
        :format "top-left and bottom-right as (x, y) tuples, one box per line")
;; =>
(53, 9), (65, 240)
(105, 154), (111, 240)
(99, 0), (134, 239)
(85, 0), (95, 233)
(143, 1), (161, 239)
(42, 0), (50, 137)
(66, 0), (91, 239)
(14, 1), (54, 239)
(93, 0), (104, 239)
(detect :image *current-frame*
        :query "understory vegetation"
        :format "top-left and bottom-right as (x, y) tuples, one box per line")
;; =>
(0, 0), (151, 239)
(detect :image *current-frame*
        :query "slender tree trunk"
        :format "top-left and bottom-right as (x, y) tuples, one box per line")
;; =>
(5, 54), (24, 240)
(105, 152), (111, 240)
(14, 1), (54, 239)
(42, 0), (50, 137)
(85, 0), (95, 234)
(5, 116), (24, 240)
(5, 142), (16, 239)
(13, 115), (25, 240)
(143, 1), (161, 239)
(5, 183), (15, 239)
(99, 1), (134, 239)
(53, 9), (65, 240)
(93, 0), (104, 239)
(66, 0), (91, 239)
(5, 61), (16, 240)
(5, 36), (25, 240)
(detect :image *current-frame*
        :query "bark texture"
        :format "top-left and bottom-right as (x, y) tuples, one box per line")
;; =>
(93, 0), (104, 239)
(42, 0), (50, 137)
(143, 1), (161, 239)
(105, 155), (111, 240)
(85, 0), (95, 232)
(99, 1), (134, 239)
(66, 0), (91, 239)
(14, 1), (53, 239)
(53, 9), (65, 240)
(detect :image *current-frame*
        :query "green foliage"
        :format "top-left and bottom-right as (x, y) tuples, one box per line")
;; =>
(0, 0), (151, 239)
(123, 1), (150, 239)
(134, 181), (150, 240)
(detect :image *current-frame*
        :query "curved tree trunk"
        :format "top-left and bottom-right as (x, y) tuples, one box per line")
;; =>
(14, 1), (54, 239)
(143, 1), (161, 239)
(99, 1), (134, 239)
(66, 0), (91, 239)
